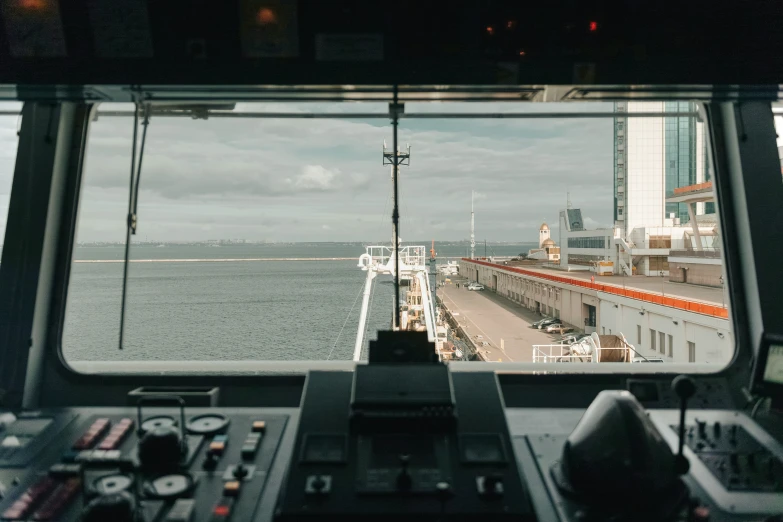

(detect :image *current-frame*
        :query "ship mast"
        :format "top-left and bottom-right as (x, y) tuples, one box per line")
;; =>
(382, 98), (410, 328)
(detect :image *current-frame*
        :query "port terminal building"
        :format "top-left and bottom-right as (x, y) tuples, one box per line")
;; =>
(456, 101), (730, 365)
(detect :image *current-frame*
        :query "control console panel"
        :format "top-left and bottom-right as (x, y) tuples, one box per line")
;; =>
(0, 406), (287, 521)
(276, 365), (535, 521)
(0, 375), (782, 521)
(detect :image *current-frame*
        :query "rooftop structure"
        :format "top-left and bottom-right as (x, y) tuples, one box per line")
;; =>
(558, 102), (719, 281)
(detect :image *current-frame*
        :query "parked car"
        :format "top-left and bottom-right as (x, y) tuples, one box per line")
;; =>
(545, 324), (573, 334)
(542, 321), (564, 332)
(467, 283), (484, 291)
(531, 317), (551, 328)
(535, 318), (560, 330)
(631, 356), (665, 363)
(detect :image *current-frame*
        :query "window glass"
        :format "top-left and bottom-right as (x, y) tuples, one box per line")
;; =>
(62, 100), (735, 370)
(0, 102), (22, 255)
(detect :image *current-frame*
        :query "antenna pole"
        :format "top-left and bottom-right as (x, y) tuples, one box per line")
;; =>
(470, 190), (475, 260)
(383, 88), (410, 330)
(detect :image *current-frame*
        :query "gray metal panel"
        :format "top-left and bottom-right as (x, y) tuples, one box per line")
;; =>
(0, 103), (92, 410)
(706, 102), (783, 393)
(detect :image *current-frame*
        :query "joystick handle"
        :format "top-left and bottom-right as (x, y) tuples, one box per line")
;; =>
(672, 375), (696, 475)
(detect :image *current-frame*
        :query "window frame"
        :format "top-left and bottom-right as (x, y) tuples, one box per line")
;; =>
(26, 96), (752, 375)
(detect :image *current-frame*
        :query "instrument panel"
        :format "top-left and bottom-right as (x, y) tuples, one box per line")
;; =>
(0, 373), (780, 521)
(0, 407), (289, 521)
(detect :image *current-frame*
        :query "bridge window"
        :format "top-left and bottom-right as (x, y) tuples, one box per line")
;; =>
(48, 99), (735, 372)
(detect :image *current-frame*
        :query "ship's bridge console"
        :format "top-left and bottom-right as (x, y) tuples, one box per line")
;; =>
(3, 1), (783, 520)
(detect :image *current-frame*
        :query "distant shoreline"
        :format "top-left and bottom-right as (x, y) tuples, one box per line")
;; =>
(73, 257), (470, 263)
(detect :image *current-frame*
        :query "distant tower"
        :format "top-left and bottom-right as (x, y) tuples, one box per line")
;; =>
(539, 222), (550, 248)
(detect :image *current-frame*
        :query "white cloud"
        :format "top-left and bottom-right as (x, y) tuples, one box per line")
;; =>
(0, 101), (618, 243)
(291, 165), (337, 190)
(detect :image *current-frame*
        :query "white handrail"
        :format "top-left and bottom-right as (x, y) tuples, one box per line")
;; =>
(353, 270), (377, 361)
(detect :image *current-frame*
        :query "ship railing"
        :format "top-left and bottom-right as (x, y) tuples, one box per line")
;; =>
(532, 344), (594, 363)
(361, 245), (427, 269)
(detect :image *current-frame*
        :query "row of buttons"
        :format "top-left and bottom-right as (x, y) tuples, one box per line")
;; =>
(30, 478), (80, 521)
(63, 449), (122, 463)
(242, 432), (262, 460)
(72, 418), (111, 450)
(48, 463), (82, 478)
(210, 434), (229, 456)
(97, 418), (134, 450)
(210, 480), (243, 521)
(1, 477), (57, 520)
(241, 420), (266, 460)
(211, 496), (236, 521)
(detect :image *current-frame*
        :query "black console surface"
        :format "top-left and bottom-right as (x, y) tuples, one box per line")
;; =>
(276, 369), (535, 521)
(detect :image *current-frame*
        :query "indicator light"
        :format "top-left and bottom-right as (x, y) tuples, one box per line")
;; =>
(257, 7), (277, 25)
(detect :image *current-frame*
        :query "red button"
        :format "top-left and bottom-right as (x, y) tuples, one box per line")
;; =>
(213, 505), (230, 516)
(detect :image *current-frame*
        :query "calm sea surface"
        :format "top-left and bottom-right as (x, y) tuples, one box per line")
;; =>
(62, 242), (535, 362)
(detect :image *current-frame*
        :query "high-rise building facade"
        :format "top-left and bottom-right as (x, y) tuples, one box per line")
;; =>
(613, 101), (708, 236)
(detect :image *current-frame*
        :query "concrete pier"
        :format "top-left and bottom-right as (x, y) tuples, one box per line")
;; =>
(439, 282), (557, 362)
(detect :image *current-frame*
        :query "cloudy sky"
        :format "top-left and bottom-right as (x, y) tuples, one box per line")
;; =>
(1, 101), (619, 244)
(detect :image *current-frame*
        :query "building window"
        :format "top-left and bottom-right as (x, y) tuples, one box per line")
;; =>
(649, 235), (672, 248)
(659, 332), (666, 354)
(668, 334), (673, 358)
(618, 208), (623, 216)
(650, 329), (656, 352)
(688, 341), (696, 362)
(637, 325), (642, 345)
(649, 256), (670, 271)
(568, 237), (607, 249)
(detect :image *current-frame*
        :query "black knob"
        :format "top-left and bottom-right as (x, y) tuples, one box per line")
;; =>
(311, 476), (326, 491)
(202, 451), (218, 471)
(747, 453), (755, 469)
(672, 375), (696, 399)
(233, 464), (249, 479)
(397, 454), (412, 491)
(81, 492), (138, 522)
(713, 422), (721, 439)
(436, 481), (453, 502)
(730, 453), (739, 471)
(482, 475), (503, 497)
(138, 426), (184, 473)
(697, 420), (707, 439)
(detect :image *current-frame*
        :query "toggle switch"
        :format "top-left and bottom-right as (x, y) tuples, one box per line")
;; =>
(305, 475), (331, 495)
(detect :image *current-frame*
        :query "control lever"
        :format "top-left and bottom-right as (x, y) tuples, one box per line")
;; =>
(233, 463), (249, 479)
(80, 460), (142, 522)
(672, 375), (696, 475)
(81, 492), (139, 522)
(396, 454), (412, 491)
(136, 396), (188, 473)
